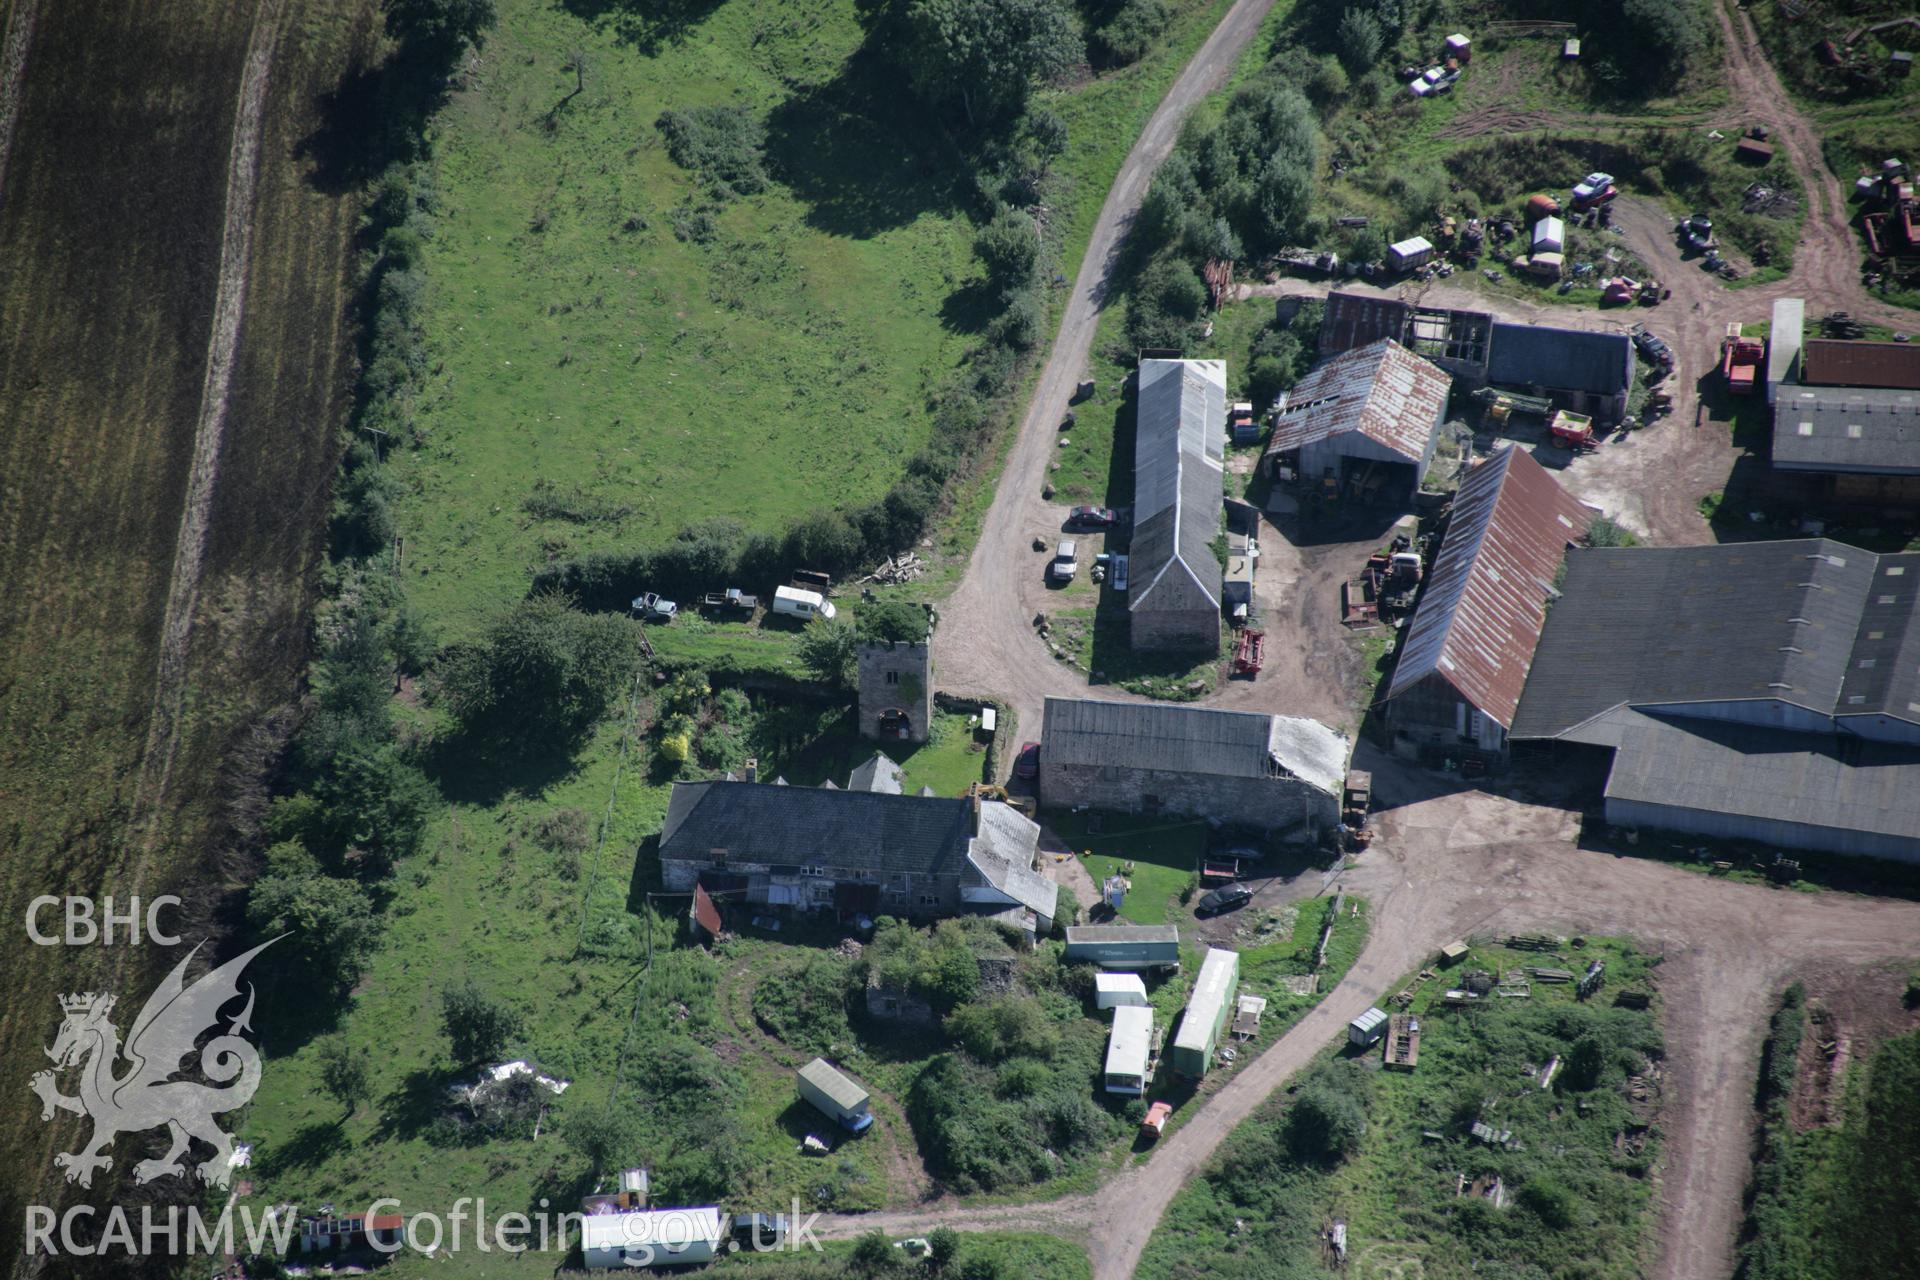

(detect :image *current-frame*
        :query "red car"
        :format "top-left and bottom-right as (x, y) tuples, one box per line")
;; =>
(1140, 1101), (1173, 1139)
(1069, 506), (1116, 528)
(1013, 742), (1040, 779)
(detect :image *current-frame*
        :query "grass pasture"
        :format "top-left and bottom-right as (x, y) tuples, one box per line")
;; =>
(1139, 936), (1666, 1280)
(0, 0), (369, 1259)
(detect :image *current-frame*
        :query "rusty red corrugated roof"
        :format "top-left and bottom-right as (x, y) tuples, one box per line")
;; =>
(1801, 338), (1920, 391)
(693, 882), (722, 937)
(1268, 339), (1450, 465)
(1387, 445), (1595, 728)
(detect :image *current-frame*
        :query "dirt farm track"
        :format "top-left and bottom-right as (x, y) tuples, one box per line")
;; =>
(0, 0), (371, 1268)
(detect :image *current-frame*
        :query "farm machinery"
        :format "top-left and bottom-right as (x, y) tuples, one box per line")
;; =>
(1721, 325), (1764, 396)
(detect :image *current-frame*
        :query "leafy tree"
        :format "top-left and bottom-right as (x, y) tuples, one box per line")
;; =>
(796, 613), (858, 689)
(317, 1037), (371, 1118)
(1587, 515), (1637, 547)
(311, 742), (436, 874)
(1619, 0), (1711, 84)
(440, 978), (524, 1065)
(974, 206), (1040, 289)
(382, 0), (497, 62)
(927, 1226), (962, 1270)
(245, 858), (380, 993)
(437, 592), (637, 746)
(1335, 6), (1384, 70)
(896, 0), (1083, 127)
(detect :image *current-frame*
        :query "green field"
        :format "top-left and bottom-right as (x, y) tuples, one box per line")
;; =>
(1139, 936), (1666, 1280)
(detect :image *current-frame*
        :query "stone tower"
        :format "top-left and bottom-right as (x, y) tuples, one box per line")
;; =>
(857, 635), (933, 744)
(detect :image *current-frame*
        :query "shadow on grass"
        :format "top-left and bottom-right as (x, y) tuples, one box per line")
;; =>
(764, 48), (963, 240)
(424, 728), (589, 808)
(554, 0), (726, 55)
(379, 1064), (465, 1144)
(939, 278), (1001, 335)
(253, 1121), (351, 1180)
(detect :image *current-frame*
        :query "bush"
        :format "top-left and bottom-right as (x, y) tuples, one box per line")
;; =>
(1126, 256), (1207, 351)
(1335, 7), (1383, 70)
(754, 953), (854, 1053)
(246, 855), (380, 993)
(1285, 1076), (1366, 1164)
(656, 104), (769, 199)
(946, 995), (1057, 1062)
(975, 207), (1040, 289)
(1091, 0), (1169, 67)
(1519, 1177), (1578, 1229)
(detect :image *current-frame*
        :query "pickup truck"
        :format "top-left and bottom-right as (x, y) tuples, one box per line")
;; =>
(699, 587), (758, 614)
(631, 592), (677, 622)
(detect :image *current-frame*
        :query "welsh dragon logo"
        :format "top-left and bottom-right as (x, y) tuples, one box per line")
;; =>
(29, 938), (278, 1189)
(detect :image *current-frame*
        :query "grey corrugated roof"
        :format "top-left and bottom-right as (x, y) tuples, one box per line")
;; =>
(1267, 338), (1449, 464)
(1387, 446), (1594, 728)
(1838, 551), (1920, 722)
(1131, 359), (1224, 613)
(1487, 323), (1634, 395)
(1042, 697), (1347, 793)
(1510, 540), (1877, 739)
(661, 781), (974, 876)
(969, 802), (1058, 918)
(1603, 709), (1920, 843)
(1772, 386), (1920, 474)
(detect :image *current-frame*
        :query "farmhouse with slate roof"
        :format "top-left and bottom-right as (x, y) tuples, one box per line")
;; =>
(658, 756), (1057, 930)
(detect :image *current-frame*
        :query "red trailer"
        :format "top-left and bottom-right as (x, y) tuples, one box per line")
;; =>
(1232, 629), (1266, 676)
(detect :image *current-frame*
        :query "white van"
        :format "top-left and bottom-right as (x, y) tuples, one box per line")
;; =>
(772, 585), (837, 621)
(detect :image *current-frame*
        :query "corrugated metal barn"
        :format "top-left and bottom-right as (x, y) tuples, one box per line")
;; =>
(1263, 338), (1450, 499)
(1383, 445), (1593, 760)
(1129, 358), (1226, 652)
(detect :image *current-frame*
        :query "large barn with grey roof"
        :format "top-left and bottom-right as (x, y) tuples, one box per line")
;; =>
(1038, 697), (1349, 837)
(1510, 539), (1920, 862)
(1129, 358), (1226, 652)
(1382, 445), (1595, 762)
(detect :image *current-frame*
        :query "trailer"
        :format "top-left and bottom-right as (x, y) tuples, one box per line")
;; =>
(1548, 410), (1596, 452)
(1471, 385), (1555, 425)
(796, 1058), (873, 1133)
(1231, 629), (1266, 676)
(1721, 326), (1763, 395)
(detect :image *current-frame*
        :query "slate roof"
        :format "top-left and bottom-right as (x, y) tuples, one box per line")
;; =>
(1801, 338), (1920, 391)
(1042, 697), (1348, 794)
(659, 783), (1053, 920)
(661, 781), (975, 876)
(1509, 540), (1884, 739)
(1131, 359), (1225, 615)
(1771, 386), (1920, 474)
(848, 753), (903, 794)
(1267, 338), (1450, 466)
(1487, 323), (1634, 395)
(1386, 446), (1594, 729)
(1602, 709), (1920, 844)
